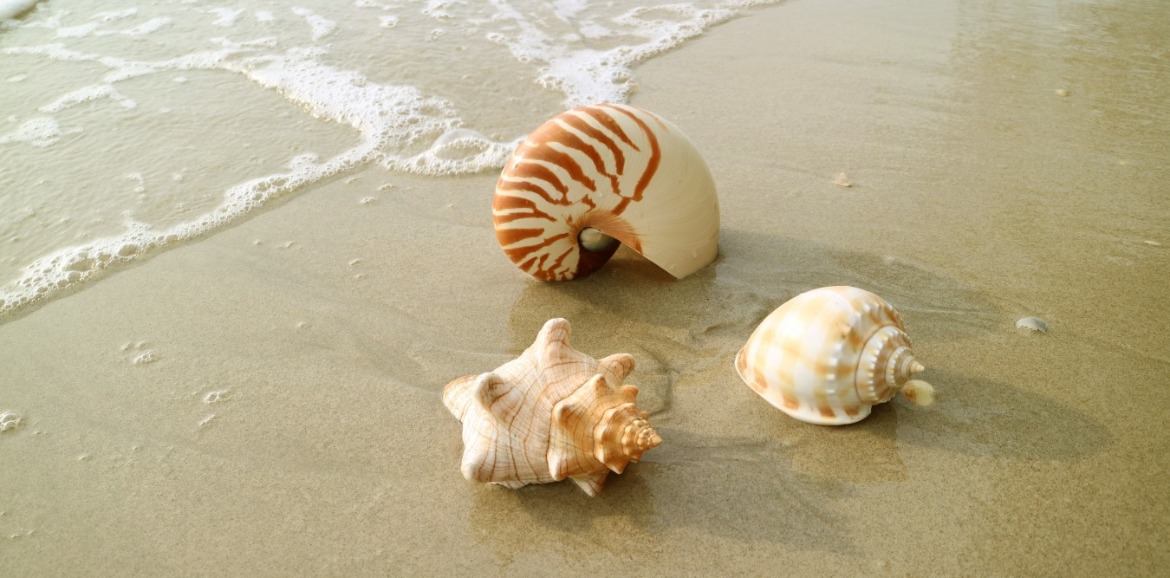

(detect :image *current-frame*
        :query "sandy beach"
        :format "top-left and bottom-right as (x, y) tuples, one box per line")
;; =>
(2, 0), (1168, 575)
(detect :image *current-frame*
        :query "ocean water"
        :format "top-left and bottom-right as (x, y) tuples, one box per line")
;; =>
(0, 0), (777, 321)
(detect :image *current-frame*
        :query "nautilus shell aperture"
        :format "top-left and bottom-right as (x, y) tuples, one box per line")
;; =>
(493, 103), (720, 281)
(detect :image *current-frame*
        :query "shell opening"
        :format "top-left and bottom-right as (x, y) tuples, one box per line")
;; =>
(578, 227), (619, 252)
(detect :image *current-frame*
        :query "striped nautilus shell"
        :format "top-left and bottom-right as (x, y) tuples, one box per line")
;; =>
(735, 286), (935, 426)
(442, 318), (661, 496)
(493, 103), (719, 281)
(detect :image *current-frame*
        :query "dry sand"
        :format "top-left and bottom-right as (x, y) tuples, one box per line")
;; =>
(2, 0), (1168, 575)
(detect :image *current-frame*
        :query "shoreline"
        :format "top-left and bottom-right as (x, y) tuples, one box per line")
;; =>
(2, 0), (1168, 575)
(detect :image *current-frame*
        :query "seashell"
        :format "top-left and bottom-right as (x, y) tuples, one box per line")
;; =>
(442, 318), (661, 496)
(1015, 316), (1048, 333)
(735, 286), (935, 426)
(493, 103), (719, 281)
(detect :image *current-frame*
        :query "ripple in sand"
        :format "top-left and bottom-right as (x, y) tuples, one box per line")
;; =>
(121, 340), (158, 364)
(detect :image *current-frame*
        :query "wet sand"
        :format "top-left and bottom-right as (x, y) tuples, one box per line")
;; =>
(2, 0), (1168, 575)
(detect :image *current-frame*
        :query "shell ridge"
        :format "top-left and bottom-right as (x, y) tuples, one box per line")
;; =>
(472, 372), (520, 420)
(546, 374), (607, 481)
(570, 473), (607, 497)
(441, 373), (479, 420)
(598, 353), (636, 384)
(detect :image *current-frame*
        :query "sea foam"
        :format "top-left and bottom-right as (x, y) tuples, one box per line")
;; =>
(0, 0), (779, 320)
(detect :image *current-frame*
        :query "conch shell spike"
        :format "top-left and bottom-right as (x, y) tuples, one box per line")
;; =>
(618, 384), (639, 403)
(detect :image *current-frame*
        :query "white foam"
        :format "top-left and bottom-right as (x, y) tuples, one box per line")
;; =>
(291, 7), (337, 41)
(207, 7), (245, 27)
(0, 0), (781, 321)
(0, 116), (77, 147)
(39, 84), (137, 112)
(93, 8), (137, 22)
(486, 0), (781, 107)
(120, 17), (171, 36)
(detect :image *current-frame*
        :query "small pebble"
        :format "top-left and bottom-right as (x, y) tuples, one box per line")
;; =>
(360, 196), (378, 205)
(833, 172), (854, 188)
(1144, 240), (1161, 247)
(1016, 316), (1048, 333)
(1055, 88), (1069, 97)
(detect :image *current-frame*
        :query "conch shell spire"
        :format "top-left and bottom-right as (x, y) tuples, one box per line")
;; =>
(443, 319), (660, 496)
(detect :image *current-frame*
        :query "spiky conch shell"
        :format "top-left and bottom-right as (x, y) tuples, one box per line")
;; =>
(493, 103), (719, 281)
(735, 286), (935, 425)
(442, 318), (661, 496)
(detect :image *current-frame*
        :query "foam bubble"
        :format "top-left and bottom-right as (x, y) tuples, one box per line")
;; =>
(291, 7), (337, 41)
(0, 116), (77, 147)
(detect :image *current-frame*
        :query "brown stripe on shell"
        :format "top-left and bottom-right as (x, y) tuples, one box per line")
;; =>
(492, 194), (558, 223)
(531, 123), (610, 193)
(502, 232), (570, 263)
(497, 177), (571, 207)
(493, 104), (668, 281)
(608, 105), (661, 208)
(561, 112), (626, 175)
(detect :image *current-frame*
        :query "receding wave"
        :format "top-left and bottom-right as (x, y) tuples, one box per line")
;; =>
(0, 0), (779, 321)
